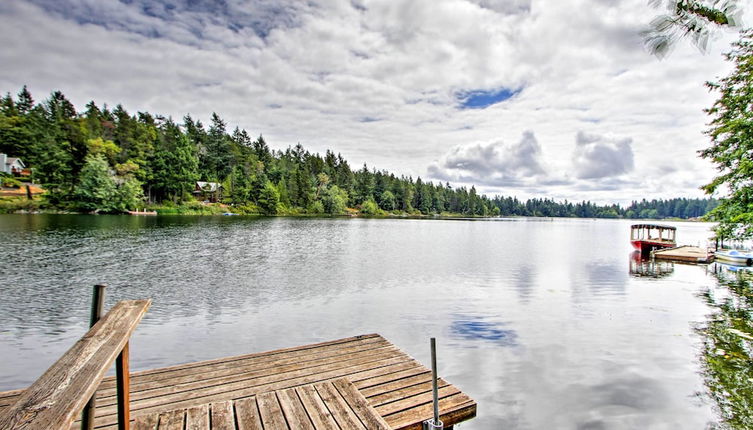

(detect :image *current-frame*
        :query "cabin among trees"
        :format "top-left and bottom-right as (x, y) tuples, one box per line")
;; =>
(194, 181), (222, 203)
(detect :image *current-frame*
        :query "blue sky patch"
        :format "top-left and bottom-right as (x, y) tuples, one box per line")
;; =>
(457, 87), (521, 109)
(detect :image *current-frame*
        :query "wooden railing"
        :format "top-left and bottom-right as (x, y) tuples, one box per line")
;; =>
(0, 299), (151, 430)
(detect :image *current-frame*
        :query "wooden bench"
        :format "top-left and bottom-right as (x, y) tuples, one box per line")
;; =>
(0, 300), (151, 430)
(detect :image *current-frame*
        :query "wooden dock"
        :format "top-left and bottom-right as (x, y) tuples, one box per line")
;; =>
(0, 333), (476, 430)
(652, 245), (714, 264)
(129, 377), (391, 430)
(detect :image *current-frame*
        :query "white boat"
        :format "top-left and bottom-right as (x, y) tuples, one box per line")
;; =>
(715, 249), (753, 266)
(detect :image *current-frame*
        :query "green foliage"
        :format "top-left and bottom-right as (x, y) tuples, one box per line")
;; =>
(86, 137), (121, 164)
(323, 185), (348, 215)
(379, 190), (396, 211)
(699, 271), (753, 429)
(360, 197), (380, 215)
(73, 154), (143, 213)
(645, 0), (742, 57)
(115, 177), (145, 212)
(257, 181), (279, 215)
(155, 200), (227, 215)
(701, 30), (753, 239)
(73, 154), (118, 212)
(151, 119), (198, 202)
(1, 175), (22, 188)
(307, 200), (324, 214)
(0, 197), (45, 213)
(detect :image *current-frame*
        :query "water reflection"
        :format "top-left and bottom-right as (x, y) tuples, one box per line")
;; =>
(629, 252), (675, 278)
(699, 266), (753, 429)
(449, 315), (518, 347)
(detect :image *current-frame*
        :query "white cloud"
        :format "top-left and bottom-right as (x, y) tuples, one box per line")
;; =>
(572, 131), (634, 179)
(427, 131), (546, 187)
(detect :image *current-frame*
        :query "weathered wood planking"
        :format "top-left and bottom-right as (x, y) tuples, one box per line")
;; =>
(1, 334), (476, 430)
(0, 300), (151, 430)
(129, 378), (390, 430)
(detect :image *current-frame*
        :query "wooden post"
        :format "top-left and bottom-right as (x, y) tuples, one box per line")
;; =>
(82, 284), (106, 430)
(116, 342), (131, 430)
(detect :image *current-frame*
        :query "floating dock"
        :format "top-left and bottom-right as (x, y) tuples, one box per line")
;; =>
(652, 245), (714, 264)
(0, 333), (476, 430)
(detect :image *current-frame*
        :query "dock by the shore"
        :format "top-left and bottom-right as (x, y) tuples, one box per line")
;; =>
(652, 245), (714, 264)
(0, 333), (476, 429)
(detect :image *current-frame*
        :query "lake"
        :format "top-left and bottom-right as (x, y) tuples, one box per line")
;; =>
(0, 215), (733, 428)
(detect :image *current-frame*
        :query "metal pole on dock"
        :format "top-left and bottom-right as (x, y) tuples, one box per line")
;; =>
(424, 337), (443, 430)
(82, 284), (106, 430)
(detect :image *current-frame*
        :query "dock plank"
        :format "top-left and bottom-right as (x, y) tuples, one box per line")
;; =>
(314, 381), (365, 430)
(332, 378), (391, 430)
(3, 334), (475, 430)
(295, 385), (339, 430)
(89, 354), (415, 427)
(276, 388), (314, 430)
(257, 392), (288, 430)
(120, 378), (396, 430)
(209, 401), (235, 430)
(185, 404), (209, 430)
(98, 336), (391, 398)
(158, 408), (184, 430)
(233, 398), (262, 430)
(130, 413), (157, 430)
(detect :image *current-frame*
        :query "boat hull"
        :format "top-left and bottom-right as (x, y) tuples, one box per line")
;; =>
(715, 250), (753, 266)
(631, 240), (674, 254)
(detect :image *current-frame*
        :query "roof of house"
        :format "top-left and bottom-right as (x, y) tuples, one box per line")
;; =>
(195, 181), (221, 192)
(6, 157), (24, 168)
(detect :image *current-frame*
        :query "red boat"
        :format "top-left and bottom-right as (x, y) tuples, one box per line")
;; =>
(630, 224), (676, 254)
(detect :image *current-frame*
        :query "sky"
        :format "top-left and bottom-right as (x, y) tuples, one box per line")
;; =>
(0, 0), (749, 205)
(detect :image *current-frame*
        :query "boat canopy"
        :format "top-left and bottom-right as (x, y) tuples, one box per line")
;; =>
(630, 224), (676, 242)
(630, 224), (676, 230)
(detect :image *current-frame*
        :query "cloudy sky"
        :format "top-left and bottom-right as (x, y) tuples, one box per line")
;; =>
(0, 0), (748, 204)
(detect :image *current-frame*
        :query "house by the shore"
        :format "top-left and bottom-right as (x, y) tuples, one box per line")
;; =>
(193, 181), (222, 202)
(0, 153), (28, 176)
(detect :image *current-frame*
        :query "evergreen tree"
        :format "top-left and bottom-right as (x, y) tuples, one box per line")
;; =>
(701, 29), (753, 239)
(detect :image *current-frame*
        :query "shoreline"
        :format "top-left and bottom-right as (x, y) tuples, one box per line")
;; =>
(0, 209), (710, 223)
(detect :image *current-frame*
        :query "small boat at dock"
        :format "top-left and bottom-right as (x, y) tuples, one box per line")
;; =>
(630, 223), (676, 255)
(714, 249), (753, 266)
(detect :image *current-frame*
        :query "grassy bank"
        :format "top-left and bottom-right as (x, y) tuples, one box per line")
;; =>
(0, 195), (485, 219)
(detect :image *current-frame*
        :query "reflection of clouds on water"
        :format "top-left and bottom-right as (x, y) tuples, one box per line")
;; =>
(513, 264), (535, 304)
(557, 375), (669, 429)
(450, 315), (518, 347)
(586, 262), (628, 295)
(570, 259), (628, 304)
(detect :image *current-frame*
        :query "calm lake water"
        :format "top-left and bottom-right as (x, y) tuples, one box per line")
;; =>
(0, 215), (731, 428)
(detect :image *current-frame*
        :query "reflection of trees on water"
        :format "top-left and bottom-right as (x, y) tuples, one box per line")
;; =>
(628, 252), (674, 278)
(699, 269), (753, 429)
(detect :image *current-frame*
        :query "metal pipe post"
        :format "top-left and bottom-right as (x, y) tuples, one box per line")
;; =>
(82, 284), (106, 430)
(431, 337), (439, 424)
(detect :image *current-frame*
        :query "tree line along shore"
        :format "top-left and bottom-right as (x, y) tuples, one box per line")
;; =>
(0, 87), (716, 219)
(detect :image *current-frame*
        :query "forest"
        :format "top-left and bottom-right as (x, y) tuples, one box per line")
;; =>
(0, 86), (717, 219)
